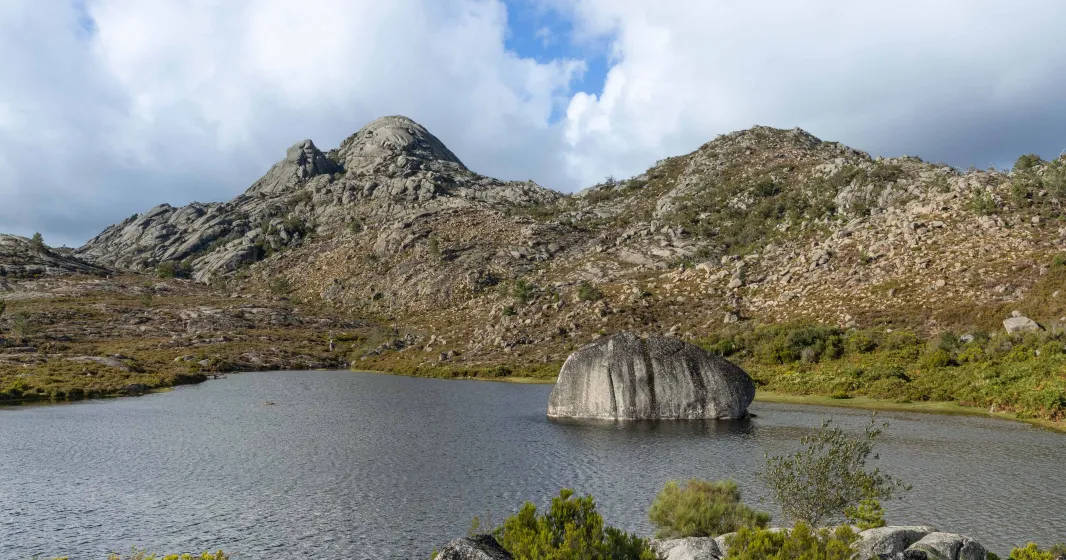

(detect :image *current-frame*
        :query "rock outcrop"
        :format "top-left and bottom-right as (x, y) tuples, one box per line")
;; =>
(435, 535), (513, 560)
(547, 332), (755, 420)
(0, 234), (108, 277)
(652, 537), (722, 560)
(907, 532), (988, 560)
(855, 526), (938, 560)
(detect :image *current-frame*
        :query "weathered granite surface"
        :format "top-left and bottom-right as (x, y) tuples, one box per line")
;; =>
(547, 332), (755, 420)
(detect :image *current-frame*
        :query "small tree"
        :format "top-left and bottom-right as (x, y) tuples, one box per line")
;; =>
(30, 232), (44, 251)
(649, 479), (770, 538)
(759, 416), (908, 526)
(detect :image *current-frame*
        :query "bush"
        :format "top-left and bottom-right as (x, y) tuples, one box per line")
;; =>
(1010, 543), (1066, 560)
(845, 331), (877, 355)
(268, 277), (293, 295)
(10, 311), (34, 342)
(512, 279), (536, 306)
(156, 261), (192, 279)
(725, 522), (858, 560)
(845, 497), (886, 530)
(648, 479), (770, 538)
(31, 232), (45, 251)
(577, 281), (604, 302)
(759, 416), (909, 526)
(496, 489), (656, 560)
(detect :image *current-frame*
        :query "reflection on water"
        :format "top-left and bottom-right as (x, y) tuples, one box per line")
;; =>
(0, 371), (1063, 559)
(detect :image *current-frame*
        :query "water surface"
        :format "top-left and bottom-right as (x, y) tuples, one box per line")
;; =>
(1, 371), (1063, 559)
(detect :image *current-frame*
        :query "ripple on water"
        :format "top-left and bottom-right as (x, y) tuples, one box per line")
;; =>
(1, 371), (1064, 559)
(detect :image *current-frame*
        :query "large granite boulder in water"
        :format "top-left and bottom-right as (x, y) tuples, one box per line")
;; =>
(547, 332), (755, 420)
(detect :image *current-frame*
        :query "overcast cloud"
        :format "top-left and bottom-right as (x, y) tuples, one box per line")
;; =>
(2, 1), (1065, 246)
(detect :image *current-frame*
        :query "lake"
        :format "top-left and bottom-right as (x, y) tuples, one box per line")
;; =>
(1, 370), (1063, 559)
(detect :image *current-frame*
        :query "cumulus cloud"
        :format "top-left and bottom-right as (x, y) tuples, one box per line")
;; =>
(3, 1), (1066, 246)
(558, 0), (1066, 187)
(0, 0), (582, 246)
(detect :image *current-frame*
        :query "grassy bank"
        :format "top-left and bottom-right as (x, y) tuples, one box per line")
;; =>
(706, 322), (1066, 431)
(753, 391), (1066, 433)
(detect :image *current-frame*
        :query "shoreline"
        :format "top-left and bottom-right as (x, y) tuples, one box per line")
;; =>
(5, 367), (1062, 433)
(753, 391), (1066, 433)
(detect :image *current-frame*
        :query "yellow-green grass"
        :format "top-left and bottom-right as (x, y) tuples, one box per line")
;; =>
(753, 391), (1066, 433)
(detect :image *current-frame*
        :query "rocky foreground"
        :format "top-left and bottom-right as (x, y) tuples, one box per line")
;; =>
(437, 526), (998, 560)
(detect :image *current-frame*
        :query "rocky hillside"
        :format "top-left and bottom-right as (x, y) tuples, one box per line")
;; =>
(67, 116), (1066, 365)
(6, 115), (1066, 414)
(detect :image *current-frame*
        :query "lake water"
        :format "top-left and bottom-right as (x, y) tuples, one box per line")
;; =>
(1, 370), (1063, 559)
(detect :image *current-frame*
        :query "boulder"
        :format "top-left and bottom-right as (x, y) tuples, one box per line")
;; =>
(855, 526), (937, 560)
(652, 537), (722, 560)
(906, 532), (987, 560)
(548, 332), (755, 420)
(1003, 311), (1041, 334)
(435, 535), (513, 560)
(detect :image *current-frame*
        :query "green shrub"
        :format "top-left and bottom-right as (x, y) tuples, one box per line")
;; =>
(10, 311), (34, 342)
(845, 497), (886, 530)
(1014, 154), (1044, 173)
(648, 479), (770, 538)
(512, 279), (536, 306)
(1053, 254), (1066, 268)
(268, 277), (293, 295)
(845, 331), (877, 355)
(496, 489), (656, 560)
(428, 235), (441, 258)
(31, 232), (45, 250)
(156, 261), (192, 279)
(1009, 542), (1066, 560)
(922, 348), (956, 368)
(577, 281), (604, 302)
(724, 522), (858, 560)
(759, 416), (909, 526)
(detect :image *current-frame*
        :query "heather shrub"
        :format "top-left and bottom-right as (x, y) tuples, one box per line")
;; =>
(648, 479), (770, 538)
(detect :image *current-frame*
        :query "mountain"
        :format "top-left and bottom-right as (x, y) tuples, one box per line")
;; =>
(5, 115), (1066, 422)
(75, 116), (557, 281)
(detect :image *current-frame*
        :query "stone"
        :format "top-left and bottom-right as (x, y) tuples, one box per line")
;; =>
(652, 537), (722, 560)
(1003, 315), (1041, 333)
(855, 526), (937, 560)
(906, 532), (987, 560)
(547, 332), (756, 420)
(435, 535), (513, 560)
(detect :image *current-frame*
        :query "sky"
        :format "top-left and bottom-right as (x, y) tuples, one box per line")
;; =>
(2, 1), (1066, 247)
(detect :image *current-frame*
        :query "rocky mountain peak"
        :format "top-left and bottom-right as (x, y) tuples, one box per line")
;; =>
(334, 115), (465, 172)
(246, 138), (339, 196)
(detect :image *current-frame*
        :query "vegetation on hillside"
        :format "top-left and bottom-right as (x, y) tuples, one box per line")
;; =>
(699, 323), (1066, 423)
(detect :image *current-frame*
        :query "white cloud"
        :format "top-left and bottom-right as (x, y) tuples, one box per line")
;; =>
(0, 0), (581, 245)
(558, 0), (1066, 186)
(3, 0), (1066, 247)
